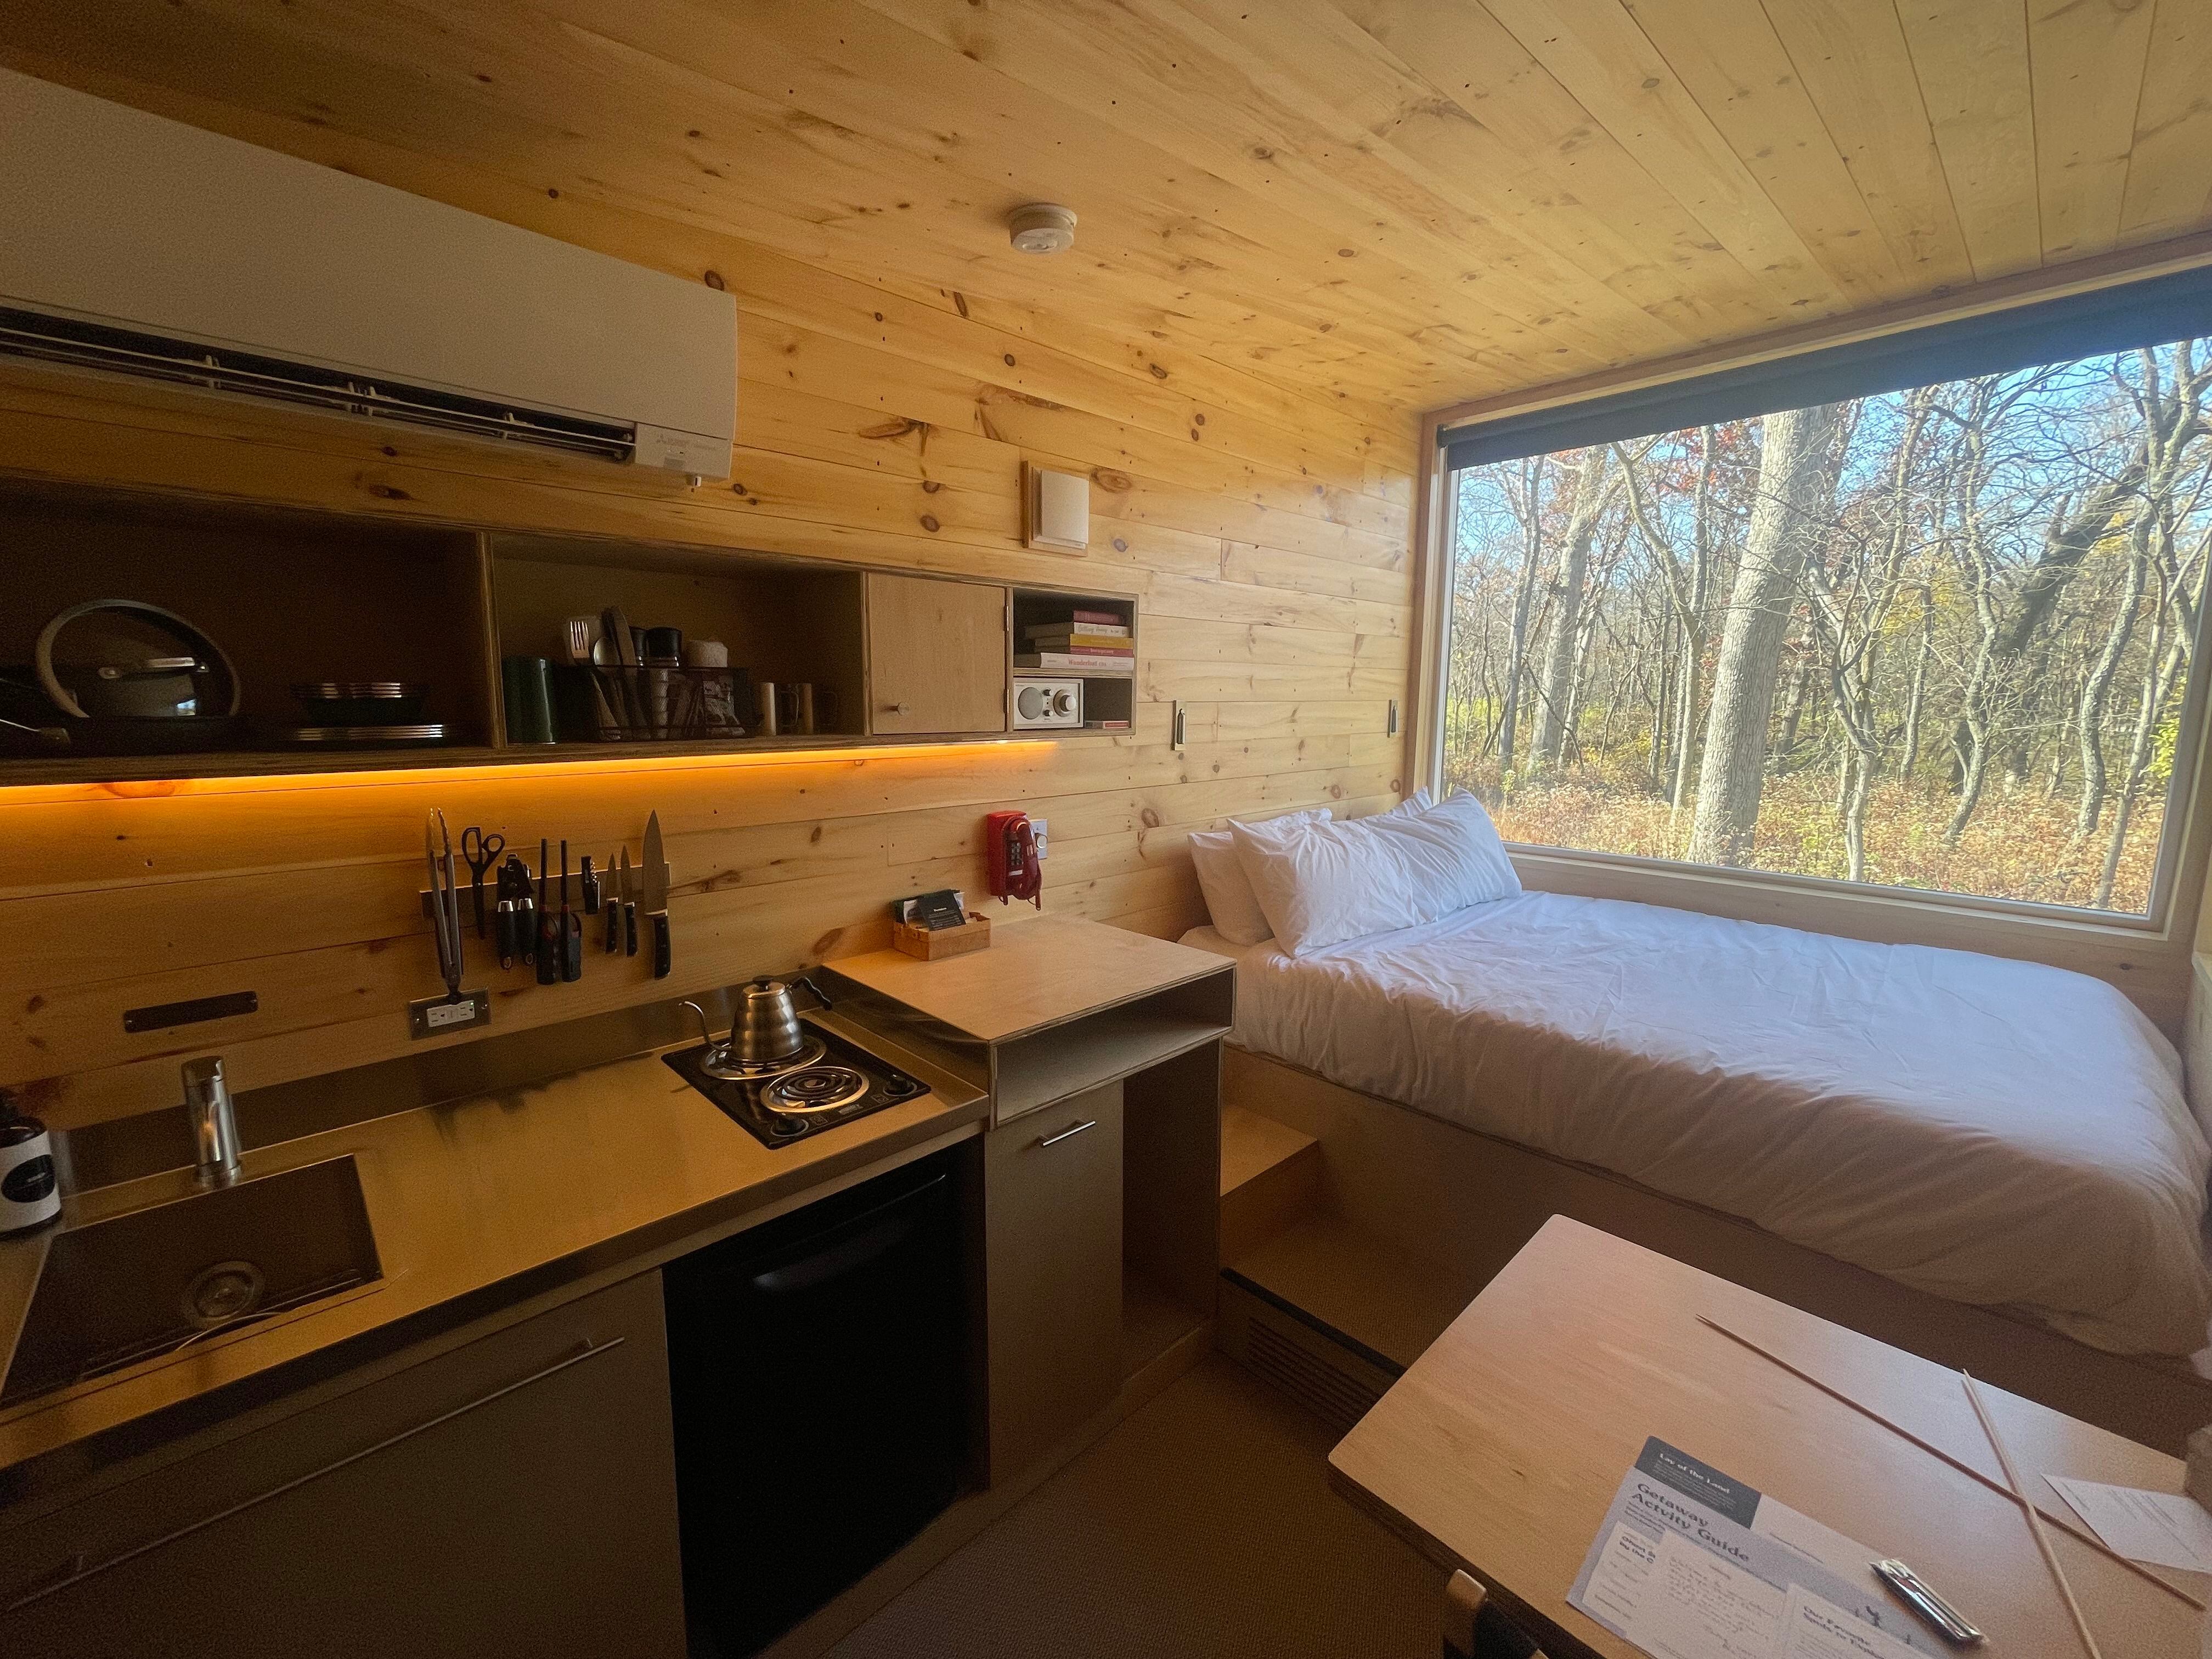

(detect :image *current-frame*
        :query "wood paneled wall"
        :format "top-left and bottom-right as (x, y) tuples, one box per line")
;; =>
(0, 144), (1414, 1133)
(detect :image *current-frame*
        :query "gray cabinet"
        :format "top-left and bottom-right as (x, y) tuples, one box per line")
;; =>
(1, 1272), (685, 1659)
(982, 1083), (1125, 1483)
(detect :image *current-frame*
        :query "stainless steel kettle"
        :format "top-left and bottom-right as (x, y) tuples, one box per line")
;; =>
(733, 975), (832, 1064)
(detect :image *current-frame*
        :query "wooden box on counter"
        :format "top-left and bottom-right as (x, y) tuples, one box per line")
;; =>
(892, 911), (993, 961)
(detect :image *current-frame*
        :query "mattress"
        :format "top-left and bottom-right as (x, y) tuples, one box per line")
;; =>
(1182, 896), (2212, 1357)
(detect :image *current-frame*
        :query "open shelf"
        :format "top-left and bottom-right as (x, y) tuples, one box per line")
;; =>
(488, 532), (865, 745)
(1011, 585), (1137, 731)
(995, 1001), (1233, 1122)
(0, 482), (1139, 785)
(0, 481), (495, 776)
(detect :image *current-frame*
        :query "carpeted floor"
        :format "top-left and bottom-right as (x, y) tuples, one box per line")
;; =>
(829, 1356), (1441, 1658)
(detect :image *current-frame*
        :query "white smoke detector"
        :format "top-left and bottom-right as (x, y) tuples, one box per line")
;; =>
(1008, 202), (1077, 255)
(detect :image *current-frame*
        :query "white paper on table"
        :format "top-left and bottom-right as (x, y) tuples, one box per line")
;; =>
(1775, 1585), (1922, 1659)
(1567, 1438), (1940, 1656)
(1621, 1528), (1785, 1659)
(2045, 1475), (2212, 1574)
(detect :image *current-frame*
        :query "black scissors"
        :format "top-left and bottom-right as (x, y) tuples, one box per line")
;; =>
(460, 826), (504, 939)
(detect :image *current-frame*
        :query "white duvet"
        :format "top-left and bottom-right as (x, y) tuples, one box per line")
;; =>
(1186, 893), (2212, 1357)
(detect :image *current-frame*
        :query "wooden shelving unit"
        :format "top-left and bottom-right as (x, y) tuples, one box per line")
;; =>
(0, 481), (1137, 786)
(819, 918), (1233, 1483)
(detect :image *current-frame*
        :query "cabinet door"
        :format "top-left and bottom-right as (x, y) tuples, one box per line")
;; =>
(983, 1083), (1124, 1483)
(3, 1273), (686, 1659)
(866, 573), (1008, 735)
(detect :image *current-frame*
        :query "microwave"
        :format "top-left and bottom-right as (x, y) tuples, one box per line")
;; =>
(1012, 677), (1082, 730)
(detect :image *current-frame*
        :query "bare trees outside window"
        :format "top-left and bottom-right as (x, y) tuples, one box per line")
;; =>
(1440, 339), (2212, 916)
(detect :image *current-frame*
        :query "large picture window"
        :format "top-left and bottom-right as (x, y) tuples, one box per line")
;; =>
(1435, 281), (2212, 918)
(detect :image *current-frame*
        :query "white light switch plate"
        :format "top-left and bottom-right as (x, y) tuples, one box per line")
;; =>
(1024, 462), (1090, 552)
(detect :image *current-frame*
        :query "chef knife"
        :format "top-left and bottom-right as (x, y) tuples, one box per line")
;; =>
(620, 847), (638, 960)
(643, 811), (670, 978)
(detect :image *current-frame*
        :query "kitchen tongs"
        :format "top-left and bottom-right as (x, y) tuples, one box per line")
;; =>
(424, 809), (465, 1001)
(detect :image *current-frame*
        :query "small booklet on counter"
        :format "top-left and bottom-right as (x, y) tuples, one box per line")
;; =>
(890, 888), (966, 930)
(1567, 1438), (1943, 1658)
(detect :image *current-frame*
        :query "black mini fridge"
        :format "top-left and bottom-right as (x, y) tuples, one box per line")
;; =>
(663, 1151), (966, 1656)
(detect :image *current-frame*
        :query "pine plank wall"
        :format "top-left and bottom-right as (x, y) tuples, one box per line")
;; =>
(0, 134), (1416, 1135)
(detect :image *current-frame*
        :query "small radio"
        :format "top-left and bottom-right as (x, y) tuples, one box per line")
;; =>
(1012, 677), (1082, 730)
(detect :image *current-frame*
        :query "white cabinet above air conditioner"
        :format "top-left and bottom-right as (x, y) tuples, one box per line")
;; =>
(0, 67), (736, 476)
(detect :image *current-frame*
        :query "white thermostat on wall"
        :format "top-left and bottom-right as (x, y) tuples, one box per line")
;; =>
(1024, 462), (1090, 554)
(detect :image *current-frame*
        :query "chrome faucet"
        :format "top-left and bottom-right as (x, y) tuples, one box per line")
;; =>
(182, 1056), (242, 1188)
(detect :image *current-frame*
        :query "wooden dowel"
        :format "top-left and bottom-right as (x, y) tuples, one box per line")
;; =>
(1695, 1315), (2204, 1612)
(1963, 1371), (2102, 1659)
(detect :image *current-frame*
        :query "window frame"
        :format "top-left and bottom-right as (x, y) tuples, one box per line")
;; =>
(1409, 258), (2212, 982)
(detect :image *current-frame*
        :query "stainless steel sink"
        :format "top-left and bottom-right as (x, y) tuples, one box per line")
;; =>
(1, 1155), (380, 1408)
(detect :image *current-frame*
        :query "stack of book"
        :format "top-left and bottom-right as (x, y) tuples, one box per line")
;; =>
(1015, 609), (1135, 675)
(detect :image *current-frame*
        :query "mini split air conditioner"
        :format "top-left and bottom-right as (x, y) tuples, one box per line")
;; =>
(0, 67), (736, 476)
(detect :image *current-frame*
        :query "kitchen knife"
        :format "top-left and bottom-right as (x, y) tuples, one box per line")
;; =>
(621, 847), (638, 959)
(581, 854), (599, 916)
(643, 811), (670, 979)
(496, 895), (518, 970)
(560, 839), (582, 983)
(605, 847), (622, 953)
(535, 838), (558, 986)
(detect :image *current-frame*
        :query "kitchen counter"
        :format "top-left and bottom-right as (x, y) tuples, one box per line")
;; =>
(0, 1009), (988, 1500)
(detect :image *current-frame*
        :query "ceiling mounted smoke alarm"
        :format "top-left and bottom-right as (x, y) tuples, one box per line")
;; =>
(1007, 202), (1077, 255)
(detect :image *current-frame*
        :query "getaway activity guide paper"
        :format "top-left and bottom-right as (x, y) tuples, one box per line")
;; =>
(1567, 1438), (1940, 1657)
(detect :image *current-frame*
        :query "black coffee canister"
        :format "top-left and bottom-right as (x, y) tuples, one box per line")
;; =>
(0, 1091), (61, 1236)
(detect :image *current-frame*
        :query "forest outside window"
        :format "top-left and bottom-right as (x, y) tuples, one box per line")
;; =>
(1436, 285), (2212, 919)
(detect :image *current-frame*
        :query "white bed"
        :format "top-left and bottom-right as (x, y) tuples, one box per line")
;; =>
(1184, 893), (2212, 1358)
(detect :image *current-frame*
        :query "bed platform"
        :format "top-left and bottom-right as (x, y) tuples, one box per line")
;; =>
(1222, 1043), (2212, 1454)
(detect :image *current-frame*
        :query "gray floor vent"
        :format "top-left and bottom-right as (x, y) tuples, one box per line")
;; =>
(1216, 1273), (1400, 1436)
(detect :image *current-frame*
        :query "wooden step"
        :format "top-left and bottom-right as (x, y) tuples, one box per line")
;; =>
(1218, 1103), (1324, 1262)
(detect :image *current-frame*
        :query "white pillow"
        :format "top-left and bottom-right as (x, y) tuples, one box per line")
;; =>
(1228, 789), (1519, 956)
(1188, 807), (1331, 945)
(1368, 788), (1434, 823)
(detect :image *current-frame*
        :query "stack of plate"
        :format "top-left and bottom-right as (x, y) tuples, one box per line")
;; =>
(276, 682), (447, 747)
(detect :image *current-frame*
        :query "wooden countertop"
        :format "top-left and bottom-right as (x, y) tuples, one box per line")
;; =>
(1330, 1217), (2200, 1659)
(0, 1011), (988, 1496)
(822, 915), (1231, 1042)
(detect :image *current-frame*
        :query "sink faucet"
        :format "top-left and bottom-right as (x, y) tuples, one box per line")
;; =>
(182, 1057), (242, 1189)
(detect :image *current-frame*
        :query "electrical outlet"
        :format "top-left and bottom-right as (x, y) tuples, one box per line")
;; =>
(1031, 817), (1048, 859)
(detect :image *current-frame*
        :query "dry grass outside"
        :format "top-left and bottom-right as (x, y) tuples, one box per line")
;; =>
(1460, 768), (2164, 916)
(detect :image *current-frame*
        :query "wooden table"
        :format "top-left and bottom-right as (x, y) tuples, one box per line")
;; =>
(1329, 1217), (2205, 1657)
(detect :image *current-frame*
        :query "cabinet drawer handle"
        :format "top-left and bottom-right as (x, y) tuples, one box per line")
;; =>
(1035, 1118), (1097, 1149)
(5, 1335), (626, 1612)
(882, 702), (912, 715)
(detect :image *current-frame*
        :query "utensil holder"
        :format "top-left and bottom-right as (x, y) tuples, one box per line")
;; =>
(550, 664), (754, 743)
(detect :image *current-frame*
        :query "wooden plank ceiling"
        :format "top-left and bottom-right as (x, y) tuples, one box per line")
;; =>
(4, 0), (2209, 420)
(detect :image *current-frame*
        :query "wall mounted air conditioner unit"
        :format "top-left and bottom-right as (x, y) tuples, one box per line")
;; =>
(0, 67), (736, 476)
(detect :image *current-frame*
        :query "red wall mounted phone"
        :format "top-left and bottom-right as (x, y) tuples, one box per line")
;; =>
(985, 810), (1042, 909)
